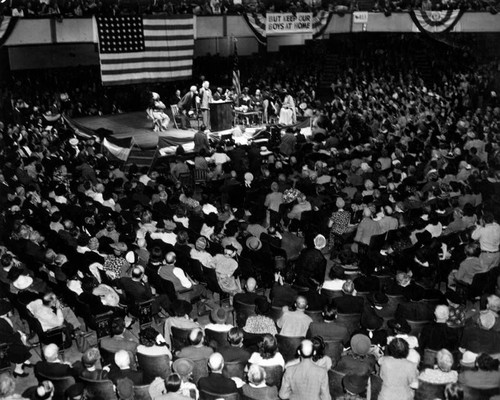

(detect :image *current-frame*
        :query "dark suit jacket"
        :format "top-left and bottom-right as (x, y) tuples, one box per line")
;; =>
(270, 283), (298, 308)
(35, 361), (77, 378)
(307, 321), (350, 346)
(233, 292), (265, 306)
(419, 322), (461, 352)
(333, 295), (364, 314)
(460, 325), (500, 354)
(395, 301), (434, 322)
(218, 345), (251, 363)
(116, 277), (153, 303)
(198, 373), (238, 395)
(295, 248), (326, 288)
(108, 368), (143, 385)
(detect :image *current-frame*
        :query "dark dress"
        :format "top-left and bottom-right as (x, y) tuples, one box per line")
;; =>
(0, 318), (31, 364)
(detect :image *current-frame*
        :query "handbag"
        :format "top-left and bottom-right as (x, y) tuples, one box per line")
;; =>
(76, 331), (98, 353)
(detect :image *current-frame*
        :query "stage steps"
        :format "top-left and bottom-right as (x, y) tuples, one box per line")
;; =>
(127, 148), (157, 168)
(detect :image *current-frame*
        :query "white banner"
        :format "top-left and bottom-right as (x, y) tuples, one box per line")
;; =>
(265, 13), (313, 35)
(353, 11), (369, 24)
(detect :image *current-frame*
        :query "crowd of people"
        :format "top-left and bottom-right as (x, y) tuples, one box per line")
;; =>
(1, 0), (499, 18)
(0, 34), (500, 400)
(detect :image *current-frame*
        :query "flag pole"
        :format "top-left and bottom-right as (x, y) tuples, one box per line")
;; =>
(232, 36), (241, 107)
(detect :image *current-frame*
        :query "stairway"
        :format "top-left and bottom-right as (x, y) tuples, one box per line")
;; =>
(126, 148), (158, 169)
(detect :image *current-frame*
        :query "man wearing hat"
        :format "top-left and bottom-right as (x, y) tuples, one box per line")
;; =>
(337, 374), (369, 400)
(354, 312), (387, 348)
(367, 292), (393, 321)
(0, 299), (33, 378)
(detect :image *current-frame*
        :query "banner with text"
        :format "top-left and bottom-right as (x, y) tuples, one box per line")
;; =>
(265, 13), (313, 35)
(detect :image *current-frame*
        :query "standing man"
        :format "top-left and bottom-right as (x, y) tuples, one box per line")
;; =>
(177, 85), (197, 130)
(279, 339), (331, 400)
(199, 81), (213, 130)
(471, 212), (500, 271)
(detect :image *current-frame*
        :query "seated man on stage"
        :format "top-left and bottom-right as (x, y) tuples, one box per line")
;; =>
(148, 92), (170, 132)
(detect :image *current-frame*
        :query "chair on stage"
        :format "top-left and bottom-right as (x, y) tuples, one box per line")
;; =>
(146, 108), (162, 132)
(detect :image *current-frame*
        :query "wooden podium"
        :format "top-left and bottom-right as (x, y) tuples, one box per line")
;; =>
(210, 102), (233, 131)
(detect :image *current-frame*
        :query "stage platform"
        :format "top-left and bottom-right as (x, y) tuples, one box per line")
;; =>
(74, 111), (196, 150)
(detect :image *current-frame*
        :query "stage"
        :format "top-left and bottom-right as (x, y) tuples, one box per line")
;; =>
(73, 111), (195, 150)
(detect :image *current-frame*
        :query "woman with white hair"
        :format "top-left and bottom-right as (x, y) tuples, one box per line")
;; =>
(241, 364), (278, 400)
(418, 349), (458, 384)
(148, 92), (170, 132)
(0, 372), (27, 399)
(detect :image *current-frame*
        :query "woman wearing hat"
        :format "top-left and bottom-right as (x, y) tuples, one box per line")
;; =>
(190, 237), (213, 268)
(334, 334), (377, 377)
(0, 300), (33, 378)
(209, 244), (242, 299)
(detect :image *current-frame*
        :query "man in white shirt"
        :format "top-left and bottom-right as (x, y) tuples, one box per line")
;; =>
(471, 212), (500, 270)
(158, 252), (207, 303)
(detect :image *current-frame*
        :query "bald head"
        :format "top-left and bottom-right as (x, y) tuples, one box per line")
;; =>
(246, 278), (257, 293)
(299, 340), (314, 358)
(295, 296), (308, 311)
(43, 344), (59, 362)
(165, 252), (176, 264)
(114, 350), (131, 369)
(208, 352), (224, 373)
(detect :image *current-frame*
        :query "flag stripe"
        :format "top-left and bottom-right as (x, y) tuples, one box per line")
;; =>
(144, 35), (194, 41)
(103, 70), (193, 80)
(102, 64), (192, 75)
(97, 16), (194, 86)
(100, 54), (191, 64)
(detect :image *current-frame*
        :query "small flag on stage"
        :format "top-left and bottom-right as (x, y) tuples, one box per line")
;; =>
(232, 38), (241, 104)
(96, 15), (194, 86)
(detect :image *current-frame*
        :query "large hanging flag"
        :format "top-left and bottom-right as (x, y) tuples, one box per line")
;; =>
(232, 39), (241, 104)
(0, 17), (18, 47)
(243, 11), (333, 44)
(96, 15), (194, 86)
(410, 10), (465, 34)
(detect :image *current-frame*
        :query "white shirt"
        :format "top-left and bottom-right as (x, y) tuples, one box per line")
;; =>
(472, 222), (500, 252)
(27, 299), (64, 331)
(150, 231), (177, 245)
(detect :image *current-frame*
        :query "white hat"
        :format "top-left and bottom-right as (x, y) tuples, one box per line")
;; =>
(260, 146), (272, 156)
(152, 92), (160, 100)
(13, 275), (33, 290)
(69, 138), (79, 146)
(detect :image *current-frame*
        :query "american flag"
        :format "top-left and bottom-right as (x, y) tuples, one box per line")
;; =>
(96, 15), (194, 86)
(232, 39), (241, 104)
